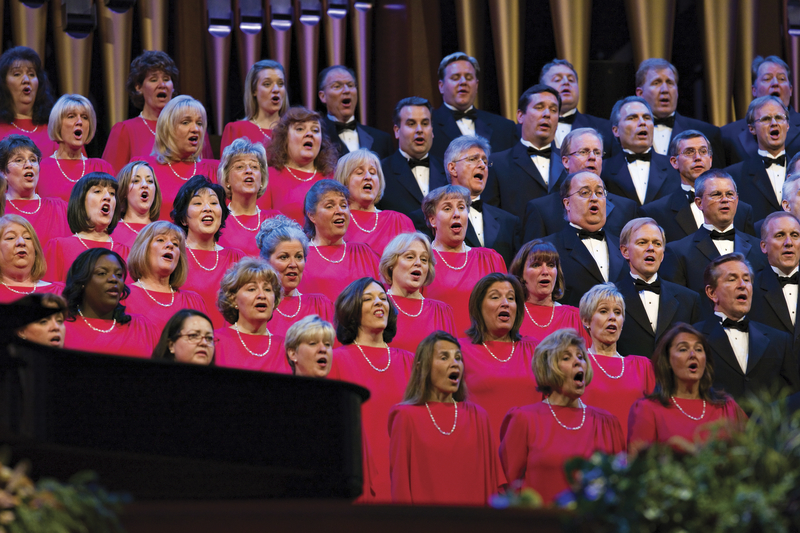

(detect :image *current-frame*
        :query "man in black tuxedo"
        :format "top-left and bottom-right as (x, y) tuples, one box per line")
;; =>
(642, 130), (755, 242)
(377, 97), (448, 218)
(721, 56), (800, 165)
(694, 253), (799, 402)
(543, 171), (629, 307)
(484, 84), (565, 221)
(615, 217), (700, 357)
(601, 96), (681, 207)
(635, 58), (725, 168)
(429, 52), (519, 160)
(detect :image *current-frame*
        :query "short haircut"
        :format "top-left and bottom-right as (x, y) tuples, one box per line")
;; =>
(635, 58), (679, 88)
(217, 257), (283, 325)
(257, 214), (309, 260)
(317, 64), (357, 91)
(0, 134), (41, 174)
(694, 168), (737, 199)
(218, 137), (269, 199)
(751, 55), (791, 85)
(782, 172), (800, 203)
(379, 232), (436, 287)
(402, 331), (468, 405)
(48, 94), (97, 145)
(619, 217), (665, 247)
(333, 148), (386, 204)
(509, 239), (565, 301)
(392, 96), (432, 127)
(127, 50), (179, 110)
(303, 179), (350, 239)
(703, 252), (752, 291)
(437, 52), (480, 81)
(559, 170), (601, 201)
(62, 248), (132, 324)
(115, 160), (162, 221)
(244, 59), (288, 120)
(465, 273), (525, 344)
(421, 184), (472, 232)
(152, 95), (208, 164)
(334, 277), (398, 345)
(151, 309), (215, 362)
(127, 221), (188, 289)
(745, 95), (788, 126)
(443, 135), (491, 174)
(539, 58), (577, 83)
(788, 153), (800, 177)
(284, 314), (336, 374)
(0, 46), (54, 125)
(170, 175), (229, 242)
(760, 211), (800, 241)
(578, 282), (626, 325)
(0, 214), (46, 281)
(266, 106), (338, 175)
(67, 172), (120, 234)
(561, 128), (603, 159)
(533, 328), (593, 395)
(517, 83), (562, 115)
(609, 95), (652, 127)
(668, 129), (710, 158)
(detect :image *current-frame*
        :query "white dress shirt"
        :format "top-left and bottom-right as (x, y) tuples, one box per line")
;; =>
(623, 148), (651, 205)
(715, 311), (749, 373)
(328, 114), (360, 153)
(681, 184), (704, 228)
(400, 149), (430, 196)
(570, 223), (609, 281)
(703, 223), (735, 255)
(652, 118), (673, 155)
(520, 139), (550, 186)
(444, 103), (476, 136)
(758, 148), (786, 203)
(554, 109), (576, 148)
(632, 273), (660, 332)
(469, 195), (485, 246)
(773, 265), (799, 326)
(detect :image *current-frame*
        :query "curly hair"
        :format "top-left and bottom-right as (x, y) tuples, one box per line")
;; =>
(216, 257), (283, 325)
(0, 46), (55, 125)
(266, 106), (337, 175)
(126, 51), (179, 110)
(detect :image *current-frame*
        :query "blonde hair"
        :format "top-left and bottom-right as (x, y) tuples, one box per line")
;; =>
(333, 149), (386, 205)
(578, 282), (626, 324)
(402, 331), (468, 405)
(284, 314), (336, 374)
(218, 137), (269, 199)
(48, 94), (97, 144)
(127, 221), (188, 288)
(533, 329), (594, 395)
(115, 160), (162, 221)
(152, 95), (207, 164)
(217, 257), (283, 324)
(0, 214), (46, 281)
(379, 232), (436, 286)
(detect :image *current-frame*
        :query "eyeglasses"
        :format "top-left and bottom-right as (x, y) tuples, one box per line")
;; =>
(754, 114), (788, 125)
(567, 148), (603, 159)
(568, 187), (607, 199)
(453, 154), (492, 167)
(177, 333), (217, 345)
(679, 147), (710, 158)
(231, 162), (260, 172)
(9, 156), (39, 167)
(705, 190), (738, 202)
(326, 82), (356, 91)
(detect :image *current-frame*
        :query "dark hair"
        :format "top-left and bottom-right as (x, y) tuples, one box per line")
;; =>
(752, 55), (791, 85)
(63, 249), (132, 325)
(635, 58), (679, 89)
(67, 172), (121, 234)
(761, 211), (800, 241)
(703, 252), (752, 291)
(303, 179), (350, 239)
(465, 273), (525, 343)
(334, 277), (398, 345)
(401, 331), (468, 405)
(317, 65), (357, 91)
(392, 96), (432, 127)
(0, 134), (41, 172)
(509, 240), (566, 301)
(152, 309), (215, 362)
(539, 58), (577, 83)
(0, 47), (54, 125)
(694, 168), (736, 200)
(170, 175), (229, 242)
(517, 84), (562, 114)
(126, 51), (179, 109)
(266, 106), (338, 175)
(668, 129), (710, 158)
(609, 95), (652, 127)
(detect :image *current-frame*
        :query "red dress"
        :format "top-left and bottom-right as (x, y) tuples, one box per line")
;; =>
(627, 396), (747, 452)
(4, 197), (70, 246)
(328, 344), (414, 502)
(220, 120), (273, 153)
(37, 157), (115, 202)
(213, 326), (290, 373)
(424, 248), (507, 336)
(64, 313), (159, 358)
(459, 339), (540, 444)
(113, 221), (147, 249)
(388, 401), (507, 505)
(136, 156), (220, 222)
(44, 236), (131, 282)
(268, 292), (334, 338)
(297, 243), (380, 304)
(0, 281), (64, 303)
(500, 402), (625, 505)
(182, 247), (245, 330)
(582, 354), (656, 444)
(260, 167), (330, 224)
(389, 295), (456, 355)
(0, 120), (58, 157)
(520, 303), (592, 345)
(345, 210), (415, 256)
(217, 209), (282, 257)
(124, 285), (209, 333)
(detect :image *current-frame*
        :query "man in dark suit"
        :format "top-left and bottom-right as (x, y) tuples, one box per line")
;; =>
(694, 253), (799, 403)
(377, 97), (448, 218)
(601, 96), (681, 207)
(317, 65), (393, 160)
(642, 130), (755, 242)
(484, 84), (564, 221)
(721, 56), (800, 165)
(635, 58), (725, 168)
(543, 171), (629, 307)
(615, 217), (700, 357)
(429, 52), (519, 160)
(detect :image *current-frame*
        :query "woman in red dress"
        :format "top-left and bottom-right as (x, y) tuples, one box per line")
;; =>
(38, 94), (112, 202)
(14, 293), (67, 349)
(509, 239), (591, 344)
(421, 185), (507, 335)
(389, 331), (506, 505)
(220, 60), (288, 153)
(628, 323), (747, 455)
(62, 248), (159, 358)
(217, 138), (281, 256)
(0, 215), (63, 302)
(113, 161), (162, 248)
(328, 277), (414, 502)
(151, 309), (215, 365)
(334, 149), (414, 256)
(579, 282), (655, 442)
(379, 232), (456, 354)
(256, 215), (334, 337)
(0, 47), (57, 156)
(297, 179), (380, 304)
(262, 107), (338, 223)
(171, 175), (244, 329)
(213, 257), (288, 373)
(500, 329), (625, 505)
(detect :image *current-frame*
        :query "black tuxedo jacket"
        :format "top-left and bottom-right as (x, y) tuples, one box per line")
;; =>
(668, 112), (726, 168)
(322, 116), (394, 160)
(430, 106), (519, 160)
(377, 151), (448, 217)
(484, 141), (565, 220)
(543, 227), (629, 307)
(727, 157), (783, 223)
(615, 274), (701, 358)
(750, 267), (800, 347)
(523, 191), (640, 242)
(720, 108), (800, 165)
(640, 189), (756, 243)
(694, 316), (799, 402)
(601, 151), (681, 207)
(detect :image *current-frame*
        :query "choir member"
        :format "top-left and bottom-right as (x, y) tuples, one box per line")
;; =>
(297, 179), (380, 303)
(262, 107), (338, 223)
(217, 138), (280, 256)
(151, 309), (215, 365)
(38, 94), (113, 201)
(334, 148), (415, 255)
(114, 161), (162, 248)
(328, 277), (414, 502)
(627, 323), (747, 455)
(578, 282), (656, 441)
(0, 215), (63, 302)
(45, 172), (129, 282)
(380, 232), (456, 354)
(388, 331), (506, 505)
(62, 248), (158, 358)
(256, 214), (334, 337)
(421, 184), (507, 335)
(14, 293), (67, 349)
(171, 175), (244, 330)
(499, 329), (624, 505)
(0, 47), (56, 156)
(508, 239), (590, 344)
(220, 60), (288, 153)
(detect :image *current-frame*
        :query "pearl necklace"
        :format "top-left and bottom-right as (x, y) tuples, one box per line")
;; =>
(434, 248), (469, 270)
(350, 210), (379, 233)
(482, 340), (516, 363)
(285, 166), (317, 182)
(7, 195), (41, 215)
(139, 113), (156, 136)
(78, 307), (116, 333)
(590, 353), (625, 379)
(74, 233), (114, 251)
(167, 160), (196, 180)
(136, 281), (175, 307)
(1, 281), (37, 294)
(388, 293), (424, 318)
(525, 302), (556, 328)
(274, 291), (302, 318)
(11, 121), (37, 134)
(545, 398), (586, 430)
(425, 401), (458, 435)
(311, 242), (347, 263)
(53, 153), (86, 183)
(120, 220), (142, 235)
(354, 341), (391, 372)
(234, 322), (272, 357)
(251, 120), (273, 142)
(229, 209), (261, 231)
(187, 247), (219, 271)
(671, 396), (706, 421)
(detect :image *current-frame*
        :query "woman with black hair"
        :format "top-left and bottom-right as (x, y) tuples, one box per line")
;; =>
(151, 309), (215, 365)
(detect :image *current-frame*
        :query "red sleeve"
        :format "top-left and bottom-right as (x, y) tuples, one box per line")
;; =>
(102, 121), (133, 175)
(184, 290), (210, 316)
(43, 238), (64, 282)
(387, 405), (414, 503)
(439, 302), (456, 336)
(220, 122), (235, 155)
(490, 249), (507, 274)
(627, 398), (658, 453)
(602, 410), (626, 454)
(642, 358), (656, 395)
(202, 133), (215, 160)
(498, 407), (529, 485)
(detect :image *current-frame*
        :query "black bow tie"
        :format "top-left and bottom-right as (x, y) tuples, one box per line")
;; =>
(527, 146), (552, 158)
(763, 154), (786, 169)
(709, 228), (735, 241)
(722, 317), (749, 332)
(653, 115), (675, 128)
(778, 272), (799, 287)
(470, 199), (483, 213)
(625, 151), (652, 164)
(452, 108), (478, 122)
(577, 228), (605, 241)
(334, 120), (357, 133)
(634, 277), (662, 294)
(684, 189), (695, 203)
(558, 114), (576, 125)
(408, 157), (429, 169)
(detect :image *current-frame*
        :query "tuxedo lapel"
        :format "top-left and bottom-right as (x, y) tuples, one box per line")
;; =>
(465, 220), (481, 248)
(703, 319), (745, 376)
(671, 192), (699, 236)
(436, 108), (464, 144)
(694, 230), (720, 262)
(563, 230), (605, 282)
(760, 270), (795, 332)
(655, 283), (680, 338)
(549, 142), (564, 191)
(619, 276), (655, 334)
(644, 156), (672, 204)
(733, 232), (752, 258)
(607, 234), (626, 281)
(481, 206), (501, 249)
(389, 152), (424, 203)
(608, 156), (639, 202)
(511, 143), (549, 192)
(737, 129), (758, 159)
(746, 158), (781, 210)
(356, 124), (374, 151)
(475, 115), (494, 143)
(746, 323), (768, 374)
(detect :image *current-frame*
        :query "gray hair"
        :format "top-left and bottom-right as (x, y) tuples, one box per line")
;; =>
(443, 135), (491, 175)
(218, 137), (269, 199)
(561, 128), (603, 158)
(421, 185), (472, 231)
(578, 282), (626, 324)
(333, 148), (386, 204)
(745, 95), (788, 126)
(256, 214), (310, 259)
